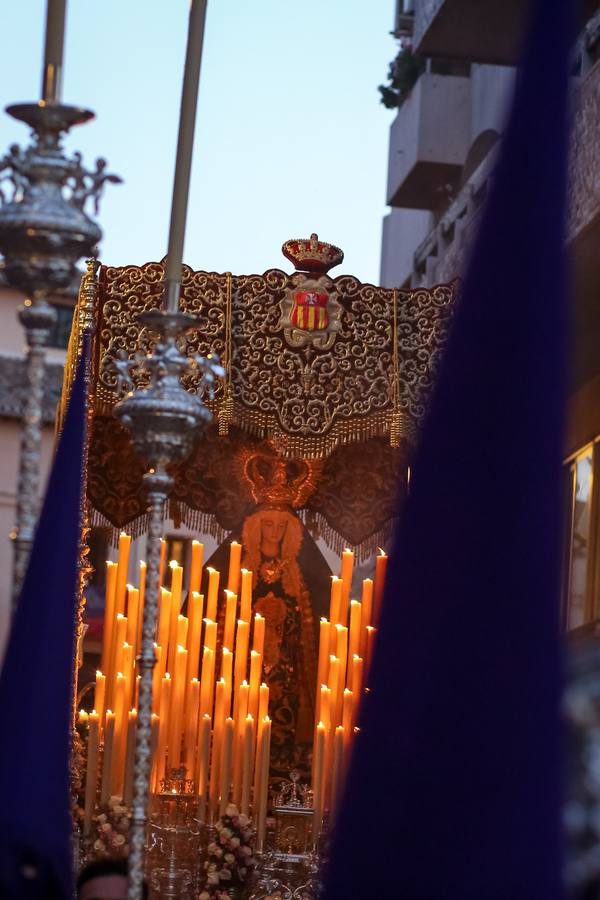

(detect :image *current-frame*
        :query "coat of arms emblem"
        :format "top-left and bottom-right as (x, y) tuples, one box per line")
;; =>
(279, 233), (343, 349)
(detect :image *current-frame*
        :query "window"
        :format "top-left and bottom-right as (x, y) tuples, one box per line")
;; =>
(47, 304), (74, 350)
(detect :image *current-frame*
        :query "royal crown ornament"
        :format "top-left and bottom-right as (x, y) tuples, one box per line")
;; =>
(282, 232), (344, 275)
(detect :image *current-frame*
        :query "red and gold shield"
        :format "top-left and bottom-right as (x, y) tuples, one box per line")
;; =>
(290, 290), (329, 331)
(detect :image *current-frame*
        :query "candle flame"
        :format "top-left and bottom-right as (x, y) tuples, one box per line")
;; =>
(169, 560), (179, 569)
(96, 669), (103, 677)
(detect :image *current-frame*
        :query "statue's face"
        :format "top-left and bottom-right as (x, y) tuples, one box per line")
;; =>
(260, 510), (288, 545)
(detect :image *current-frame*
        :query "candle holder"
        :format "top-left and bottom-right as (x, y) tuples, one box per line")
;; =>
(112, 307), (223, 900)
(0, 99), (121, 603)
(148, 766), (201, 898)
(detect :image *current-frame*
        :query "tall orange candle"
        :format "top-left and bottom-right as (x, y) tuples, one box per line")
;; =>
(219, 717), (235, 816)
(176, 614), (189, 650)
(252, 613), (265, 657)
(328, 656), (340, 727)
(312, 721), (325, 845)
(351, 655), (364, 723)
(347, 601), (361, 687)
(248, 650), (262, 720)
(122, 642), (134, 711)
(206, 568), (220, 621)
(115, 533), (131, 617)
(189, 540), (204, 594)
(330, 725), (345, 819)
(95, 671), (106, 728)
(100, 711), (115, 804)
(335, 625), (348, 701)
(240, 569), (253, 623)
(316, 618), (331, 708)
(158, 538), (167, 590)
(196, 713), (212, 820)
(137, 561), (147, 649)
(223, 590), (238, 652)
(186, 591), (204, 684)
(111, 673), (127, 796)
(126, 586), (140, 651)
(210, 679), (227, 819)
(220, 647), (233, 716)
(168, 562), (184, 671)
(373, 549), (388, 624)
(329, 577), (343, 650)
(168, 646), (188, 768)
(256, 717), (271, 850)
(258, 682), (269, 726)
(232, 682), (249, 806)
(83, 710), (100, 834)
(233, 619), (250, 712)
(183, 678), (200, 779)
(155, 674), (172, 789)
(123, 709), (138, 806)
(339, 549), (354, 628)
(342, 689), (353, 751)
(100, 562), (117, 675)
(152, 645), (162, 716)
(107, 615), (127, 708)
(360, 578), (373, 658)
(199, 646), (214, 718)
(157, 589), (172, 676)
(227, 541), (242, 594)
(365, 626), (377, 678)
(204, 618), (217, 653)
(240, 714), (255, 816)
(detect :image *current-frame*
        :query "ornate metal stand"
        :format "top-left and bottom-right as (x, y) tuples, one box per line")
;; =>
(0, 100), (120, 604)
(113, 308), (223, 900)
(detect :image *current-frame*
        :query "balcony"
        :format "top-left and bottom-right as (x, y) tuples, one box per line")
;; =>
(413, 0), (600, 66)
(386, 71), (471, 210)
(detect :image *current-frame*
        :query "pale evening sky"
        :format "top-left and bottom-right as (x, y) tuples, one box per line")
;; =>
(0, 1), (397, 284)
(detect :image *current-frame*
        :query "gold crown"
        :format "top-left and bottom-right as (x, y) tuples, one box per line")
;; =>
(236, 442), (323, 508)
(282, 233), (344, 275)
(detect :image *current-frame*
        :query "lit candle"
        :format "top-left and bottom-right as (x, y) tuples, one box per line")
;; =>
(240, 569), (253, 623)
(252, 613), (265, 657)
(258, 682), (269, 726)
(83, 710), (100, 834)
(340, 549), (354, 628)
(223, 590), (238, 653)
(176, 614), (189, 650)
(199, 645), (214, 718)
(196, 713), (212, 821)
(253, 713), (266, 819)
(351, 655), (364, 724)
(100, 562), (117, 675)
(347, 601), (361, 689)
(206, 568), (220, 621)
(107, 612), (127, 708)
(311, 721), (325, 845)
(149, 712), (160, 792)
(335, 625), (348, 712)
(373, 549), (388, 624)
(219, 717), (235, 816)
(168, 562), (183, 671)
(231, 681), (249, 805)
(220, 647), (233, 716)
(240, 714), (255, 816)
(168, 646), (188, 769)
(189, 540), (204, 594)
(158, 539), (167, 589)
(157, 589), (172, 677)
(227, 541), (242, 594)
(155, 674), (172, 790)
(95, 671), (106, 728)
(137, 561), (147, 650)
(186, 591), (204, 684)
(328, 656), (340, 727)
(152, 645), (162, 716)
(111, 673), (127, 796)
(329, 577), (343, 650)
(342, 689), (353, 752)
(248, 650), (262, 721)
(360, 578), (373, 658)
(163, 0), (210, 307)
(122, 642), (134, 711)
(316, 618), (330, 713)
(41, 0), (66, 103)
(204, 618), (217, 653)
(78, 709), (89, 726)
(125, 586), (140, 651)
(100, 710), (115, 804)
(123, 709), (138, 806)
(233, 619), (250, 714)
(209, 678), (227, 820)
(183, 678), (200, 779)
(256, 716), (271, 850)
(115, 533), (131, 618)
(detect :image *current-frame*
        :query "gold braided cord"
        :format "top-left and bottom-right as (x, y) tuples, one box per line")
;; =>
(218, 271), (234, 436)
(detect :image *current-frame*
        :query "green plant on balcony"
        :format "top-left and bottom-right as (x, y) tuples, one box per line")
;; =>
(378, 46), (425, 109)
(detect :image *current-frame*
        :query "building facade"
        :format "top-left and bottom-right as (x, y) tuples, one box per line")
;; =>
(381, 0), (600, 630)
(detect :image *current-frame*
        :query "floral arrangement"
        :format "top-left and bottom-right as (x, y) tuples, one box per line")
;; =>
(200, 803), (256, 899)
(90, 797), (131, 858)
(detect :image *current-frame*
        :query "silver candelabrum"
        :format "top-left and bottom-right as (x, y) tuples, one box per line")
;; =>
(112, 307), (223, 900)
(0, 100), (121, 605)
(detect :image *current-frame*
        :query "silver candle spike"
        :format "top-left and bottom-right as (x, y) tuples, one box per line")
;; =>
(0, 99), (121, 605)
